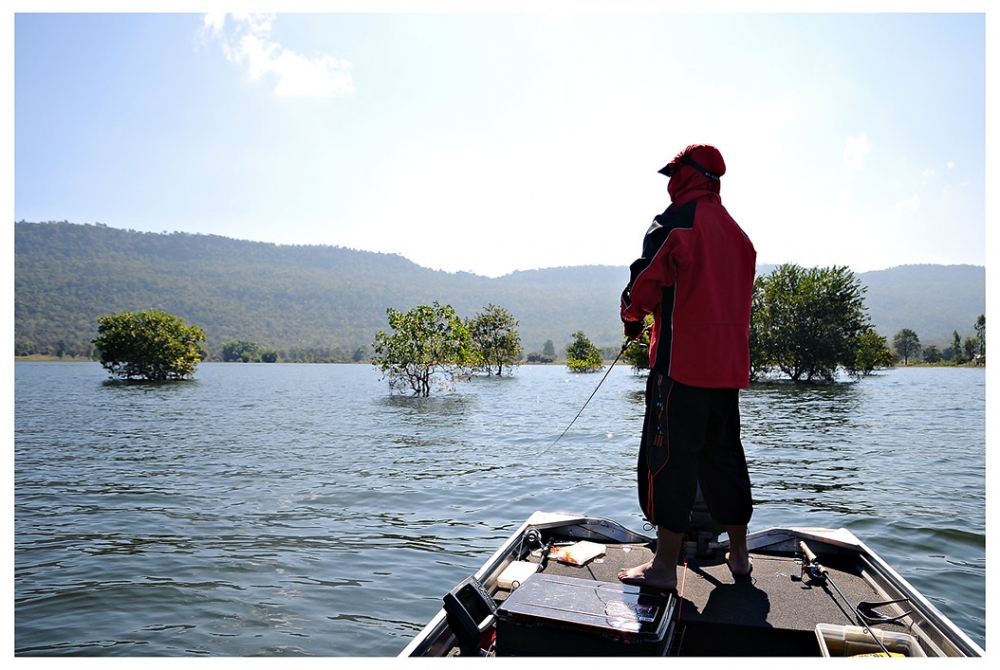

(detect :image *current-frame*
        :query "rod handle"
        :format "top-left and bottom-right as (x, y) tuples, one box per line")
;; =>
(799, 541), (827, 574)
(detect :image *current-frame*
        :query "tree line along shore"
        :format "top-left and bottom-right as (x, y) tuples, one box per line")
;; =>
(15, 221), (985, 364)
(59, 264), (985, 395)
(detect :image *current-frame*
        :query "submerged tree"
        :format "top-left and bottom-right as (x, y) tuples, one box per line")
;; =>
(752, 264), (872, 381)
(93, 309), (205, 381)
(468, 304), (523, 376)
(849, 329), (896, 376)
(371, 301), (477, 396)
(566, 330), (604, 373)
(622, 314), (654, 373)
(749, 278), (769, 381)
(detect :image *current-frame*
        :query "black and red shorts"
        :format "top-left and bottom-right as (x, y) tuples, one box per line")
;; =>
(637, 371), (753, 533)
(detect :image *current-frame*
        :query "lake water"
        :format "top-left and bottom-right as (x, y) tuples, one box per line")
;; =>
(13, 362), (986, 655)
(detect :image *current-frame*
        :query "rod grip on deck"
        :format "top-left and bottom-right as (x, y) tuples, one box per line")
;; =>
(799, 541), (827, 575)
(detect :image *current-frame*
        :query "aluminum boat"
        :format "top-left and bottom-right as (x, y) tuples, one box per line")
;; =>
(399, 510), (983, 657)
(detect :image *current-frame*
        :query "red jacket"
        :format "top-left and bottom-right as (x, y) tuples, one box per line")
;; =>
(621, 184), (756, 389)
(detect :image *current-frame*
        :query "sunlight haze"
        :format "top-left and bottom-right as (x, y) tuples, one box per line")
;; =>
(12, 2), (990, 278)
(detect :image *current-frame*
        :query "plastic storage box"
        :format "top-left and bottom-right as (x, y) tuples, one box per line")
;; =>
(495, 573), (675, 656)
(496, 560), (539, 590)
(815, 624), (926, 657)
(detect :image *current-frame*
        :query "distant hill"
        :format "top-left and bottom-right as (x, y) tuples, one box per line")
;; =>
(14, 221), (624, 359)
(14, 221), (984, 360)
(856, 264), (985, 346)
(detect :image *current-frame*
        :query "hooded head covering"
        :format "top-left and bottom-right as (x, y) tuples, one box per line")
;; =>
(659, 144), (726, 201)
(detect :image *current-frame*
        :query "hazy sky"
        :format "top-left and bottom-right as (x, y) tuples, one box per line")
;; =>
(12, 2), (991, 277)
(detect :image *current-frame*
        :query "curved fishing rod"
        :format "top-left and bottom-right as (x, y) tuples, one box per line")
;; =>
(533, 328), (648, 461)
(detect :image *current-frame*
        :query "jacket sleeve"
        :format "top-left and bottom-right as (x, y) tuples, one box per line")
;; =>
(621, 229), (677, 322)
(620, 258), (647, 321)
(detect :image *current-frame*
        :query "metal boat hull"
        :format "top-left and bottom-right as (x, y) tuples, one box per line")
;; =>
(400, 511), (983, 657)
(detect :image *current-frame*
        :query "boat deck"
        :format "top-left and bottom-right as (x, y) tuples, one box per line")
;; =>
(499, 540), (912, 656)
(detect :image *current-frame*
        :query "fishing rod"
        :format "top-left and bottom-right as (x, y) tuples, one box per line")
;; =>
(799, 541), (893, 657)
(534, 327), (648, 461)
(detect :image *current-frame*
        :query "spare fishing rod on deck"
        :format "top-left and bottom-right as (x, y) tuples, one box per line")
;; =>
(799, 541), (894, 657)
(534, 326), (649, 460)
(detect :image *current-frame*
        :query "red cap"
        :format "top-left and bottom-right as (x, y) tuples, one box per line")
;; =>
(658, 144), (726, 180)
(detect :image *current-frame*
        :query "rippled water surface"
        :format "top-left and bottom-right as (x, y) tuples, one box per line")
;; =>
(14, 362), (985, 655)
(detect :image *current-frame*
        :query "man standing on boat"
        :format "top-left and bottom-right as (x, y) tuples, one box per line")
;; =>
(618, 144), (756, 592)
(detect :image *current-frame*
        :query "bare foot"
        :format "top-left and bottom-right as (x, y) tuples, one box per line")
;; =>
(617, 561), (677, 592)
(725, 551), (752, 577)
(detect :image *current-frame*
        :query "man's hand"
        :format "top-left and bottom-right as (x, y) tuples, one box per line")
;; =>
(623, 319), (644, 340)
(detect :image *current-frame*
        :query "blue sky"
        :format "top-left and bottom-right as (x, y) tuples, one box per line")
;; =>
(11, 2), (992, 278)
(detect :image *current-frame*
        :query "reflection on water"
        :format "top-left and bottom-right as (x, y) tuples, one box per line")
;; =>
(744, 380), (887, 518)
(14, 362), (984, 655)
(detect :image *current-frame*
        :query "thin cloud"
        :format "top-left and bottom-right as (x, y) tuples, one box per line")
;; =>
(843, 133), (871, 170)
(200, 13), (354, 98)
(896, 194), (920, 211)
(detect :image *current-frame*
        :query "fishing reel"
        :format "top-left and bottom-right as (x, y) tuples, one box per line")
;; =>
(794, 541), (828, 585)
(795, 541), (912, 633)
(521, 526), (557, 569)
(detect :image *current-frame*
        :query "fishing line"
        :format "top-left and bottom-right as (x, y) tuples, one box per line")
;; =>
(533, 331), (645, 461)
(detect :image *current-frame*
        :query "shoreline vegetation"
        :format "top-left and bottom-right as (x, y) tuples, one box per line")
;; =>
(15, 355), (985, 370)
(15, 223), (986, 364)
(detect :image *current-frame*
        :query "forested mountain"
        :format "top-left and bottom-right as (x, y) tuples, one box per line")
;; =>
(14, 221), (985, 360)
(856, 264), (985, 346)
(14, 221), (624, 360)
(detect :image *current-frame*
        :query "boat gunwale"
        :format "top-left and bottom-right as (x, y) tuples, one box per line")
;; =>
(745, 525), (985, 657)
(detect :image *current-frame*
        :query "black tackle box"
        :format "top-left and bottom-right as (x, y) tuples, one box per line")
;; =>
(494, 572), (676, 656)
